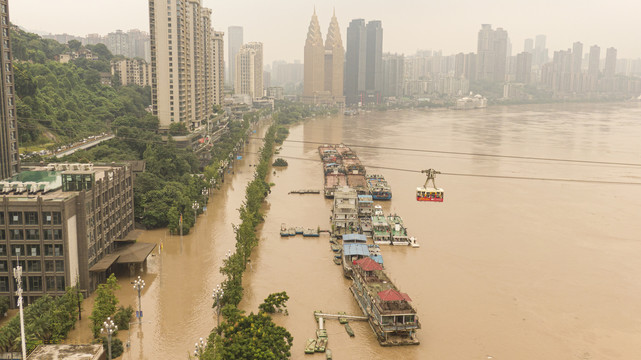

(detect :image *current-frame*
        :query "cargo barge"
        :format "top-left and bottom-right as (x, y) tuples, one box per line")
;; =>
(366, 174), (392, 200)
(318, 144), (371, 198)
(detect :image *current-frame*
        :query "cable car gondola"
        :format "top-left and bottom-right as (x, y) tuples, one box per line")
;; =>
(417, 169), (444, 202)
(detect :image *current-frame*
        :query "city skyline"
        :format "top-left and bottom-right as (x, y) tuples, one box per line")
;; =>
(8, 0), (641, 64)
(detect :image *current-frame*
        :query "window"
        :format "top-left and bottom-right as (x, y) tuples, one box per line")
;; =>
(54, 245), (63, 257)
(55, 260), (64, 272)
(28, 277), (42, 291)
(0, 212), (3, 224)
(53, 212), (62, 225)
(46, 276), (55, 290)
(0, 230), (4, 240)
(56, 276), (65, 291)
(43, 229), (53, 240)
(27, 260), (41, 272)
(24, 212), (38, 225)
(45, 260), (54, 272)
(0, 245), (5, 256)
(27, 245), (40, 257)
(26, 229), (39, 241)
(10, 229), (23, 240)
(44, 245), (54, 256)
(9, 212), (22, 225)
(0, 261), (7, 272)
(54, 230), (63, 240)
(11, 245), (25, 257)
(0, 277), (8, 292)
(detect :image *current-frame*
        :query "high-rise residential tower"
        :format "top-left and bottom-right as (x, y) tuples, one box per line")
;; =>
(0, 0), (19, 179)
(476, 24), (508, 82)
(235, 42), (263, 99)
(212, 31), (225, 105)
(572, 41), (583, 73)
(604, 47), (617, 77)
(345, 19), (366, 105)
(227, 26), (243, 87)
(148, 0), (221, 130)
(588, 45), (600, 76)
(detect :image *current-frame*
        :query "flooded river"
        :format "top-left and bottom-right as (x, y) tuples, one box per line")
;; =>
(72, 102), (641, 359)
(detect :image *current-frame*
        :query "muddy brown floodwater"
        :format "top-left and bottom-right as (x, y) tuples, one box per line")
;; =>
(71, 103), (641, 360)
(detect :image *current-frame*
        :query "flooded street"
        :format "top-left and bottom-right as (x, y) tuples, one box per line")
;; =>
(72, 103), (641, 359)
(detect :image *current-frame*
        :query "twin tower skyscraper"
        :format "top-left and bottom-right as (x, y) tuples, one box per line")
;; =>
(303, 9), (345, 105)
(304, 9), (383, 106)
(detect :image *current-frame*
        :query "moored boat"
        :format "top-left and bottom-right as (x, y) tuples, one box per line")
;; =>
(333, 257), (342, 265)
(326, 348), (333, 359)
(314, 337), (327, 352)
(344, 323), (355, 337)
(338, 312), (348, 324)
(304, 338), (316, 354)
(288, 227), (296, 236)
(366, 174), (392, 200)
(295, 226), (304, 234)
(280, 223), (288, 237)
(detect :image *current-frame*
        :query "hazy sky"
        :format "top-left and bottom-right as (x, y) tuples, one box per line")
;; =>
(9, 0), (641, 64)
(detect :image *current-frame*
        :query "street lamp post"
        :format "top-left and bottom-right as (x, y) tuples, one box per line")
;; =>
(13, 250), (26, 360)
(133, 276), (145, 324)
(212, 284), (224, 326)
(101, 317), (118, 360)
(194, 337), (206, 358)
(192, 201), (200, 226)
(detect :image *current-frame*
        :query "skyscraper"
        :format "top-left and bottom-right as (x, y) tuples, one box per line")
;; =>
(303, 9), (325, 101)
(604, 47), (617, 77)
(515, 51), (532, 83)
(345, 19), (366, 105)
(149, 0), (221, 129)
(533, 34), (548, 67)
(524, 38), (534, 53)
(572, 41), (583, 74)
(228, 26), (243, 87)
(382, 53), (404, 98)
(588, 45), (600, 76)
(235, 42), (263, 99)
(212, 31), (225, 105)
(476, 24), (508, 82)
(365, 20), (383, 103)
(324, 10), (345, 103)
(0, 0), (19, 178)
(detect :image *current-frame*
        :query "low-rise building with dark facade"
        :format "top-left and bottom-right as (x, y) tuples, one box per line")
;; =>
(0, 163), (152, 308)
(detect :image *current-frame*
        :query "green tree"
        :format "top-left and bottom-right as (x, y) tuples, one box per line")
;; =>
(90, 274), (120, 338)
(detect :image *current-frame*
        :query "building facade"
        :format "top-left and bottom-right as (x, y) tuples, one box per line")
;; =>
(0, 0), (19, 179)
(111, 58), (151, 87)
(0, 163), (144, 307)
(345, 19), (366, 105)
(227, 26), (243, 87)
(364, 20), (383, 104)
(604, 47), (617, 77)
(382, 53), (404, 98)
(212, 31), (225, 105)
(476, 24), (508, 82)
(235, 42), (263, 100)
(149, 0), (222, 130)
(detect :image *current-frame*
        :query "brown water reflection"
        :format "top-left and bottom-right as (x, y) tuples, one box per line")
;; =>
(70, 103), (641, 359)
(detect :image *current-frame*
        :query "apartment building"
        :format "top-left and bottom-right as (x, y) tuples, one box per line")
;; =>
(0, 0), (19, 179)
(111, 58), (151, 87)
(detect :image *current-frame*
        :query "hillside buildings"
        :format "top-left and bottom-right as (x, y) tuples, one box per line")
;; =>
(1, 0), (19, 179)
(235, 42), (264, 100)
(303, 9), (345, 105)
(148, 0), (224, 130)
(111, 58), (151, 87)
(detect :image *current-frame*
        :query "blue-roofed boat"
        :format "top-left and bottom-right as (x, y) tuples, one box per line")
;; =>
(366, 174), (392, 200)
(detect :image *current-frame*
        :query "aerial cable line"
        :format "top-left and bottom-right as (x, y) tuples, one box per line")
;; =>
(248, 137), (641, 168)
(271, 154), (641, 186)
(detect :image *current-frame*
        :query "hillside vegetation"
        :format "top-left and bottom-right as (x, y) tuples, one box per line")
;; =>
(10, 27), (150, 146)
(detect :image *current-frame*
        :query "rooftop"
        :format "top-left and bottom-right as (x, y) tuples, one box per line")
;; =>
(27, 344), (103, 360)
